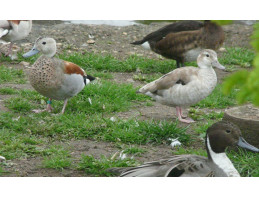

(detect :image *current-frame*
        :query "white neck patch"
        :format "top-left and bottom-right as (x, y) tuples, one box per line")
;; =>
(207, 137), (240, 177)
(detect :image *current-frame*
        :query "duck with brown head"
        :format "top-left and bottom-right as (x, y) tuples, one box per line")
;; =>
(108, 121), (258, 177)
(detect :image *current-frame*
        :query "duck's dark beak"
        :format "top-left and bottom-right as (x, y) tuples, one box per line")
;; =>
(237, 137), (259, 152)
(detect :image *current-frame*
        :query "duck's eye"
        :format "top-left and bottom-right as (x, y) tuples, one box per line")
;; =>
(226, 130), (231, 134)
(206, 54), (210, 57)
(42, 42), (46, 45)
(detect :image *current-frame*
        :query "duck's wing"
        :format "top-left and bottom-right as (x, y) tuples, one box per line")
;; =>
(63, 61), (86, 76)
(138, 67), (199, 94)
(108, 155), (217, 177)
(0, 20), (11, 38)
(63, 61), (95, 83)
(154, 29), (203, 57)
(131, 20), (203, 45)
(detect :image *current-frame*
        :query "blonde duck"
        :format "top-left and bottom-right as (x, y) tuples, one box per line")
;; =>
(108, 121), (259, 177)
(137, 49), (225, 123)
(131, 20), (225, 68)
(23, 37), (95, 114)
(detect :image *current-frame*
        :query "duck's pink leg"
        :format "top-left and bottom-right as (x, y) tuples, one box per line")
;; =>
(176, 106), (195, 124)
(46, 99), (53, 112)
(32, 98), (53, 113)
(61, 99), (68, 114)
(5, 43), (13, 57)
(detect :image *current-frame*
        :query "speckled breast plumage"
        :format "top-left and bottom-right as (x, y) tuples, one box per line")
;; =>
(28, 56), (64, 98)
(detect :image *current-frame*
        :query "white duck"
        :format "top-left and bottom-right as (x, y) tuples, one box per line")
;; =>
(23, 37), (95, 114)
(0, 20), (32, 56)
(138, 49), (225, 123)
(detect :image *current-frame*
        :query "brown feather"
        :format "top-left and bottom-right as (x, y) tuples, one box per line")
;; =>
(64, 61), (85, 76)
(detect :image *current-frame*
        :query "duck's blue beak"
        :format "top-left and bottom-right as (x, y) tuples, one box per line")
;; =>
(23, 47), (40, 58)
(237, 137), (259, 152)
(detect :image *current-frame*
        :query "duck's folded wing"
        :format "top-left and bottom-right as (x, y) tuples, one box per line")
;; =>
(63, 61), (86, 76)
(108, 155), (214, 177)
(138, 67), (199, 94)
(137, 21), (203, 44)
(155, 30), (202, 55)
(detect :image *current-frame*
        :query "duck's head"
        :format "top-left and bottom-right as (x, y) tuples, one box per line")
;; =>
(197, 49), (225, 70)
(206, 121), (259, 154)
(23, 37), (56, 58)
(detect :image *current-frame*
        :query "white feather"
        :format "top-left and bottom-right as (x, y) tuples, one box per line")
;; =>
(141, 41), (151, 50)
(207, 137), (240, 177)
(0, 156), (6, 162)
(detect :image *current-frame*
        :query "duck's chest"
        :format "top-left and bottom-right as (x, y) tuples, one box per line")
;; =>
(28, 58), (63, 92)
(164, 69), (217, 106)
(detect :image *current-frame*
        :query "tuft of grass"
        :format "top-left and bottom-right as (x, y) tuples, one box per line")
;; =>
(77, 155), (138, 176)
(189, 109), (224, 121)
(227, 149), (259, 177)
(101, 119), (190, 145)
(59, 52), (177, 74)
(0, 87), (19, 95)
(41, 146), (72, 170)
(5, 97), (36, 112)
(0, 128), (44, 160)
(0, 65), (26, 84)
(220, 47), (255, 67)
(123, 146), (146, 156)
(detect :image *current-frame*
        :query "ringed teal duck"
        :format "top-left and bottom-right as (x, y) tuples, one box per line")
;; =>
(0, 20), (32, 56)
(131, 20), (224, 68)
(23, 37), (95, 114)
(137, 49), (225, 123)
(108, 121), (259, 177)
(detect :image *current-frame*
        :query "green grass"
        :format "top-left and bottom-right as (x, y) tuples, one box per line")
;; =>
(189, 109), (224, 121)
(0, 87), (19, 95)
(220, 47), (255, 67)
(0, 65), (26, 84)
(101, 119), (190, 145)
(0, 128), (44, 160)
(227, 149), (259, 177)
(193, 84), (237, 108)
(123, 146), (146, 156)
(59, 53), (177, 74)
(77, 155), (138, 176)
(41, 146), (72, 170)
(3, 81), (149, 114)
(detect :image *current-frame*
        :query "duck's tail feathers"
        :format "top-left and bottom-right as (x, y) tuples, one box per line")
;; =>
(131, 39), (145, 45)
(83, 75), (95, 85)
(138, 81), (157, 94)
(86, 74), (96, 81)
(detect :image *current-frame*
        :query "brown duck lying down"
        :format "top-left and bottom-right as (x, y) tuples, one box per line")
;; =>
(137, 49), (225, 123)
(131, 20), (224, 68)
(108, 121), (259, 177)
